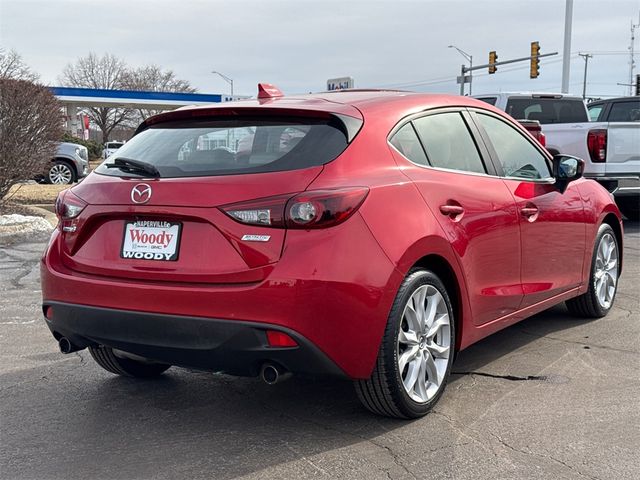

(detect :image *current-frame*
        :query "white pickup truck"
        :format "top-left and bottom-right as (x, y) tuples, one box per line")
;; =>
(474, 93), (640, 220)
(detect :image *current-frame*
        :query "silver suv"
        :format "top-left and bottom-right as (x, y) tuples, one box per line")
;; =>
(46, 142), (90, 184)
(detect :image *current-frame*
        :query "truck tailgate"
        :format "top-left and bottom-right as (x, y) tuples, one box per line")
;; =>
(606, 123), (640, 176)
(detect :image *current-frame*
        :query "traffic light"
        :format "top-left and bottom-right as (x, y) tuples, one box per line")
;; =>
(530, 41), (540, 79)
(489, 51), (498, 74)
(636, 74), (640, 96)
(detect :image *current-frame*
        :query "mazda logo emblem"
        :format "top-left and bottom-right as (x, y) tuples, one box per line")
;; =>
(131, 183), (152, 204)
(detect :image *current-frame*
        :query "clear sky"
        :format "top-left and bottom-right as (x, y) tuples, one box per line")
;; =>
(1, 0), (638, 98)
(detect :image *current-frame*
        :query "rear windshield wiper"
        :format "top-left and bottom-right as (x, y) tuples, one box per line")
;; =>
(105, 157), (160, 177)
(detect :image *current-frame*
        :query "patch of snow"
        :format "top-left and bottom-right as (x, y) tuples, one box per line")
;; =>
(0, 214), (53, 236)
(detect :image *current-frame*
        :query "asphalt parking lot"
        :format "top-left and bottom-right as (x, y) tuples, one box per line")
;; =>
(1, 222), (638, 480)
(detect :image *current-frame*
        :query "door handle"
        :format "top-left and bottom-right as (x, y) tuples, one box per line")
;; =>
(439, 204), (464, 217)
(520, 205), (539, 218)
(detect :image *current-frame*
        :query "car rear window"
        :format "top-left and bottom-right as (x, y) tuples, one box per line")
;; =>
(505, 98), (588, 124)
(95, 117), (350, 178)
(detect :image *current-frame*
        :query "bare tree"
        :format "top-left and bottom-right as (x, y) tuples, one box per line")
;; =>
(122, 64), (197, 120)
(0, 48), (38, 81)
(59, 53), (132, 143)
(0, 79), (63, 201)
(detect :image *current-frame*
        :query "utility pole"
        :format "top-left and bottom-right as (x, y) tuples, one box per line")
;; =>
(561, 0), (574, 93)
(578, 53), (592, 100)
(629, 13), (640, 96)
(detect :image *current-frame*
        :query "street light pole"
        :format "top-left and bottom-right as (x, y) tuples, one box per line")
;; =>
(211, 70), (234, 98)
(448, 45), (473, 95)
(578, 53), (592, 100)
(561, 0), (574, 93)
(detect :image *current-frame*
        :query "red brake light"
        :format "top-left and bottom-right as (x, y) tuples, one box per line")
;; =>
(221, 188), (369, 229)
(587, 129), (607, 163)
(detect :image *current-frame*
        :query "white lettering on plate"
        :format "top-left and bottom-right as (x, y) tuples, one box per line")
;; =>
(241, 234), (271, 242)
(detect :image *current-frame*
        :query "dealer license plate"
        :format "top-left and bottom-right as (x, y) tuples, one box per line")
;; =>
(121, 220), (181, 261)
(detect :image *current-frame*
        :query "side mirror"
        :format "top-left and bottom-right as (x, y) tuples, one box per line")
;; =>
(553, 154), (584, 191)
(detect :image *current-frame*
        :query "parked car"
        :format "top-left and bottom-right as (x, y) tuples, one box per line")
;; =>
(476, 93), (639, 220)
(45, 142), (89, 184)
(42, 87), (623, 418)
(102, 141), (125, 159)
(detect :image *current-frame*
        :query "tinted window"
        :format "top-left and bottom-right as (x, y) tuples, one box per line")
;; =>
(608, 100), (640, 122)
(412, 112), (486, 174)
(505, 98), (588, 124)
(476, 113), (551, 180)
(389, 123), (428, 166)
(96, 117), (349, 178)
(476, 97), (497, 106)
(588, 104), (604, 122)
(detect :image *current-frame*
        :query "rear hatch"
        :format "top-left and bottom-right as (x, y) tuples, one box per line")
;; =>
(57, 105), (363, 284)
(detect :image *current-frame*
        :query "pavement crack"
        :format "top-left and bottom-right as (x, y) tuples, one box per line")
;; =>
(452, 371), (547, 382)
(258, 401), (418, 479)
(485, 430), (600, 480)
(73, 351), (86, 367)
(9, 261), (34, 288)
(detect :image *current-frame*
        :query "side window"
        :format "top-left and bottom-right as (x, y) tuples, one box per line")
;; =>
(609, 101), (640, 122)
(476, 97), (497, 106)
(475, 113), (551, 180)
(389, 123), (429, 166)
(588, 104), (603, 122)
(412, 112), (486, 174)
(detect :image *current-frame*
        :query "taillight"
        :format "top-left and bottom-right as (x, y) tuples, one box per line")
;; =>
(221, 187), (369, 229)
(55, 189), (86, 220)
(55, 189), (87, 232)
(285, 187), (369, 228)
(587, 129), (607, 163)
(538, 132), (546, 147)
(221, 194), (291, 228)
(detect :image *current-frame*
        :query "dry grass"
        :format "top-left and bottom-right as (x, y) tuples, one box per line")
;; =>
(2, 183), (68, 205)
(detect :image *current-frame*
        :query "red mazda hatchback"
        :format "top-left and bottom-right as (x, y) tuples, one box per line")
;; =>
(41, 86), (623, 418)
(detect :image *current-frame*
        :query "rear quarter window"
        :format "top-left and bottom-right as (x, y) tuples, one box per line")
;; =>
(476, 97), (497, 106)
(95, 117), (351, 178)
(505, 98), (588, 124)
(608, 101), (640, 122)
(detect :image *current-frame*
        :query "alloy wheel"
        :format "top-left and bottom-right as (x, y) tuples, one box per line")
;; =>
(594, 232), (618, 309)
(397, 284), (451, 403)
(49, 163), (73, 184)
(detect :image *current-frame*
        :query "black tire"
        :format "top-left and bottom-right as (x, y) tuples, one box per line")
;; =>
(566, 223), (620, 318)
(47, 160), (76, 185)
(355, 269), (456, 419)
(89, 345), (170, 378)
(617, 197), (639, 222)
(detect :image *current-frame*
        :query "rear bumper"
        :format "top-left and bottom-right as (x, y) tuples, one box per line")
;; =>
(43, 302), (345, 377)
(40, 213), (403, 379)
